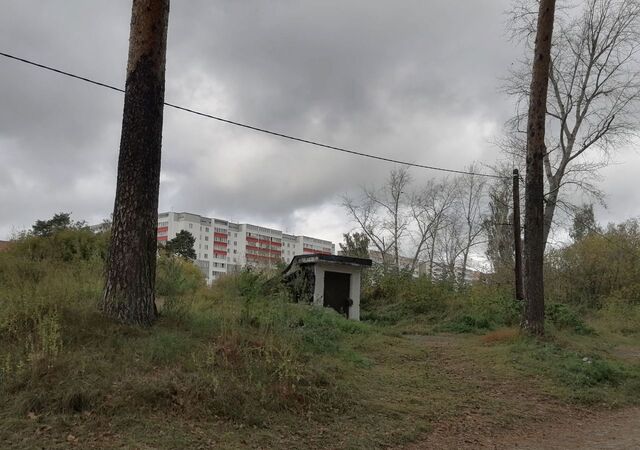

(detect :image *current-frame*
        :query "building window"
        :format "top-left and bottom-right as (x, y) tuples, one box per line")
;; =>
(233, 249), (237, 254)
(234, 241), (237, 246)
(205, 245), (208, 250)
(204, 254), (208, 259)
(189, 223), (193, 229)
(205, 227), (209, 232)
(205, 236), (209, 241)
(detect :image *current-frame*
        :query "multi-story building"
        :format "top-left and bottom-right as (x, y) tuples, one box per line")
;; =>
(156, 211), (335, 283)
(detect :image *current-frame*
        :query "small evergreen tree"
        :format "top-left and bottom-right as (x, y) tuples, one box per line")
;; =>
(165, 230), (197, 260)
(32, 212), (86, 237)
(570, 204), (601, 242)
(339, 232), (370, 258)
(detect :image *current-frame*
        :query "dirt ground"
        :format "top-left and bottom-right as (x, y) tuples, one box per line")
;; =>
(411, 406), (640, 449)
(404, 334), (640, 450)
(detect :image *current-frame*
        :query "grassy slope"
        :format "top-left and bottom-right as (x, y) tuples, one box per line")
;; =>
(1, 244), (639, 449)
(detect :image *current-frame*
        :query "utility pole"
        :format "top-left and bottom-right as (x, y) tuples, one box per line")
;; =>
(523, 0), (556, 336)
(102, 0), (170, 326)
(512, 169), (524, 301)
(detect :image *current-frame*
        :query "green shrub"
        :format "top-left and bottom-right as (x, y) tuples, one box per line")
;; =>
(361, 272), (454, 324)
(507, 337), (640, 404)
(545, 303), (594, 335)
(10, 229), (108, 263)
(156, 254), (205, 298)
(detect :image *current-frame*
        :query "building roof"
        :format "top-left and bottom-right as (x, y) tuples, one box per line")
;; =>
(284, 254), (372, 275)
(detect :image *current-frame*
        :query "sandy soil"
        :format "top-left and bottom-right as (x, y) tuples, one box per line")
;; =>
(404, 334), (640, 450)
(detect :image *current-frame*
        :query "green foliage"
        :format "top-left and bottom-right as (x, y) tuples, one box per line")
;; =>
(545, 303), (594, 335)
(0, 240), (366, 428)
(508, 337), (640, 404)
(361, 269), (520, 333)
(339, 232), (370, 258)
(484, 174), (514, 274)
(11, 228), (108, 262)
(155, 254), (204, 298)
(361, 270), (453, 324)
(163, 230), (196, 260)
(570, 203), (601, 242)
(31, 212), (86, 237)
(438, 285), (521, 333)
(546, 219), (640, 308)
(2, 228), (640, 448)
(0, 232), (104, 384)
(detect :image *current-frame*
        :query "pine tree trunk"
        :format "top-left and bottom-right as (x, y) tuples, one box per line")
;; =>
(523, 0), (556, 336)
(102, 0), (170, 326)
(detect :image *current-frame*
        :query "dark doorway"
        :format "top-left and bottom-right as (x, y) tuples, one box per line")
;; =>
(323, 271), (351, 317)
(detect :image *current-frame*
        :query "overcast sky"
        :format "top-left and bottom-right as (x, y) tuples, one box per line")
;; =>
(2, 1), (640, 246)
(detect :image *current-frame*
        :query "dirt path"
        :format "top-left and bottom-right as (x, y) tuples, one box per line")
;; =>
(488, 407), (640, 450)
(404, 334), (640, 450)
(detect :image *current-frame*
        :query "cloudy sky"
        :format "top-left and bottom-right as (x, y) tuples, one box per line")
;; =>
(1, 0), (639, 246)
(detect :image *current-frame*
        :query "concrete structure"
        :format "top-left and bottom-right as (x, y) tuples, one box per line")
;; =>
(283, 254), (372, 321)
(156, 211), (335, 284)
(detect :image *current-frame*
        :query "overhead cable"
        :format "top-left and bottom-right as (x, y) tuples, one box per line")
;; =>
(0, 51), (506, 179)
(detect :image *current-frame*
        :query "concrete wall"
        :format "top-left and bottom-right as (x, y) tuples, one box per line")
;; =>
(312, 262), (362, 321)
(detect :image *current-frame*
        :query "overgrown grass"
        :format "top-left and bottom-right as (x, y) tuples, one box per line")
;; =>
(2, 230), (639, 448)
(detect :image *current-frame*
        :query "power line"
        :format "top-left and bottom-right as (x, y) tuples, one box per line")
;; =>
(0, 51), (506, 179)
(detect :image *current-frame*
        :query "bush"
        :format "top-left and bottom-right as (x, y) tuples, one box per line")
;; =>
(361, 272), (454, 324)
(156, 254), (205, 298)
(0, 233), (104, 383)
(10, 229), (108, 263)
(545, 303), (594, 335)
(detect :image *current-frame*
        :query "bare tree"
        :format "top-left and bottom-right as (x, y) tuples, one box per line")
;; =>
(102, 0), (170, 326)
(344, 168), (485, 282)
(523, 0), (557, 336)
(436, 213), (463, 282)
(456, 168), (488, 285)
(365, 167), (412, 272)
(417, 178), (459, 280)
(342, 167), (411, 272)
(506, 0), (640, 248)
(342, 194), (394, 268)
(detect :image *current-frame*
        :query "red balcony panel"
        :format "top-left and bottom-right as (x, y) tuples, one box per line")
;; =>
(270, 249), (281, 254)
(246, 236), (258, 243)
(270, 241), (282, 247)
(302, 248), (332, 255)
(157, 226), (168, 233)
(157, 236), (168, 242)
(214, 232), (227, 238)
(214, 241), (228, 247)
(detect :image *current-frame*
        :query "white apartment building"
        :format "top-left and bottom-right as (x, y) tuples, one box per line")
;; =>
(156, 211), (335, 283)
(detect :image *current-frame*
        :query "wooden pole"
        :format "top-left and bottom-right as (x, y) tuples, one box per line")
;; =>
(513, 169), (524, 301)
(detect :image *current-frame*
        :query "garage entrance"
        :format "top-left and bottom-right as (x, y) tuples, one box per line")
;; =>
(323, 271), (351, 317)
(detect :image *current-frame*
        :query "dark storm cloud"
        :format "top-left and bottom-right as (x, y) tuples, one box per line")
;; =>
(1, 0), (523, 242)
